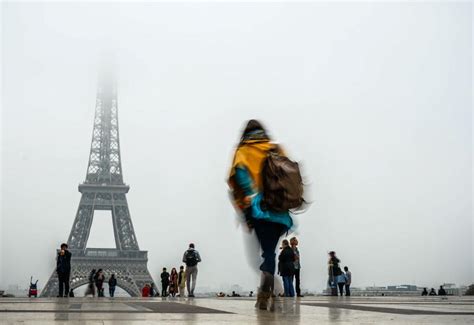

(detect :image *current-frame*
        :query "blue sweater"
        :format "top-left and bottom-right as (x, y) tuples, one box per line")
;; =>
(235, 167), (293, 230)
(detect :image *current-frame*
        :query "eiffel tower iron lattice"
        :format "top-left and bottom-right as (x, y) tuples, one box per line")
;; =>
(41, 74), (154, 297)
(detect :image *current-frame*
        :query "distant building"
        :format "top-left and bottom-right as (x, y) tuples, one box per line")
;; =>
(320, 283), (467, 297)
(387, 285), (417, 291)
(442, 283), (456, 288)
(441, 283), (466, 296)
(8, 284), (20, 292)
(350, 285), (420, 297)
(6, 284), (27, 297)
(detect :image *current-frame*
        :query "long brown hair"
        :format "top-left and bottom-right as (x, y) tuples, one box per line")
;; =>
(239, 119), (270, 144)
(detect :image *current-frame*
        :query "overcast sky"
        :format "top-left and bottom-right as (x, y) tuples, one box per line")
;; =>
(1, 2), (472, 293)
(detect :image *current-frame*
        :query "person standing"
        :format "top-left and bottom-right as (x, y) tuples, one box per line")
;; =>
(178, 266), (186, 297)
(328, 251), (343, 296)
(278, 239), (296, 297)
(150, 283), (156, 297)
(108, 274), (117, 297)
(94, 269), (105, 297)
(290, 237), (303, 297)
(343, 266), (351, 296)
(438, 286), (447, 296)
(56, 243), (72, 298)
(228, 120), (300, 310)
(336, 275), (346, 296)
(169, 268), (178, 297)
(182, 243), (202, 297)
(160, 268), (170, 297)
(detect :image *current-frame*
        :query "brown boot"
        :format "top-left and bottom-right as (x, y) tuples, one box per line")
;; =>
(255, 272), (274, 310)
(268, 294), (276, 312)
(256, 291), (271, 310)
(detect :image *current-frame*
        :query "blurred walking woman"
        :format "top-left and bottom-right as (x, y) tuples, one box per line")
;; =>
(228, 120), (294, 310)
(85, 269), (96, 297)
(94, 269), (105, 297)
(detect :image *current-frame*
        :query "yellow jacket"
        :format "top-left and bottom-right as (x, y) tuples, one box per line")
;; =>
(228, 140), (283, 209)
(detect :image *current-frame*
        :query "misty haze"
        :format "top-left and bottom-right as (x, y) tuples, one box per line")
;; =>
(1, 1), (472, 300)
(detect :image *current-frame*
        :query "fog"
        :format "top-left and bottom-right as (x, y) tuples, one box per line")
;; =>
(1, 2), (472, 293)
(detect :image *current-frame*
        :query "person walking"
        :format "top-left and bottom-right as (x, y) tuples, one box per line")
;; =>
(84, 269), (96, 297)
(108, 274), (117, 297)
(228, 120), (302, 310)
(56, 243), (72, 298)
(343, 266), (351, 296)
(182, 243), (202, 297)
(290, 237), (303, 297)
(178, 266), (186, 297)
(169, 268), (178, 297)
(94, 269), (105, 297)
(278, 239), (296, 297)
(328, 251), (344, 296)
(160, 268), (170, 297)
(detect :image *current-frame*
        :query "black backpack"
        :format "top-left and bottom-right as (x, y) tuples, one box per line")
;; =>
(185, 250), (198, 266)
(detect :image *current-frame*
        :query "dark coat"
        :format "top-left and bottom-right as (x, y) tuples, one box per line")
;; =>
(278, 246), (295, 276)
(161, 272), (170, 284)
(56, 250), (72, 274)
(329, 256), (342, 276)
(94, 272), (104, 288)
(108, 277), (117, 287)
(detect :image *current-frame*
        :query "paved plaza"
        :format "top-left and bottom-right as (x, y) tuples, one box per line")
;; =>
(0, 296), (473, 324)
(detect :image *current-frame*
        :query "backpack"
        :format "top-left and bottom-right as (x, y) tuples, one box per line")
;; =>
(185, 250), (198, 266)
(261, 149), (304, 212)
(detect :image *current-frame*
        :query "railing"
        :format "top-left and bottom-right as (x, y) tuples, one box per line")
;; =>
(70, 248), (147, 259)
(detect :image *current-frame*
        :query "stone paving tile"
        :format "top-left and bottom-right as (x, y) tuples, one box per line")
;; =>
(0, 296), (473, 324)
(301, 302), (474, 315)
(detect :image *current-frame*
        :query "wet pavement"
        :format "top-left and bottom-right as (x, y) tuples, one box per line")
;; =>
(0, 296), (473, 324)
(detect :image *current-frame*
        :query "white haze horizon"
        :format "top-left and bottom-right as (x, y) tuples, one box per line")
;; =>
(1, 2), (472, 293)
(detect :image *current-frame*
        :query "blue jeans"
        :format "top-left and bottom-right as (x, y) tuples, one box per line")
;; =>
(282, 276), (295, 297)
(252, 219), (286, 275)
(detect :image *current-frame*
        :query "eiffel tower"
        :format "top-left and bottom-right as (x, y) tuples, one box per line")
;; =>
(41, 71), (154, 297)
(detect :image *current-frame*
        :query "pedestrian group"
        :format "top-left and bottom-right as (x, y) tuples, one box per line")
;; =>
(55, 242), (201, 298)
(54, 119), (355, 309)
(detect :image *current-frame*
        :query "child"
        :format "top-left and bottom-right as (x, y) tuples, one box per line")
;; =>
(178, 266), (186, 297)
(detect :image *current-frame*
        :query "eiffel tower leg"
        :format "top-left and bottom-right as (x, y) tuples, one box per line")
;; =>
(112, 195), (138, 250)
(68, 195), (95, 250)
(41, 271), (59, 297)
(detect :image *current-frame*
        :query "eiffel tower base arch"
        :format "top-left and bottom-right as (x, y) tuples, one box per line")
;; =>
(41, 249), (155, 297)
